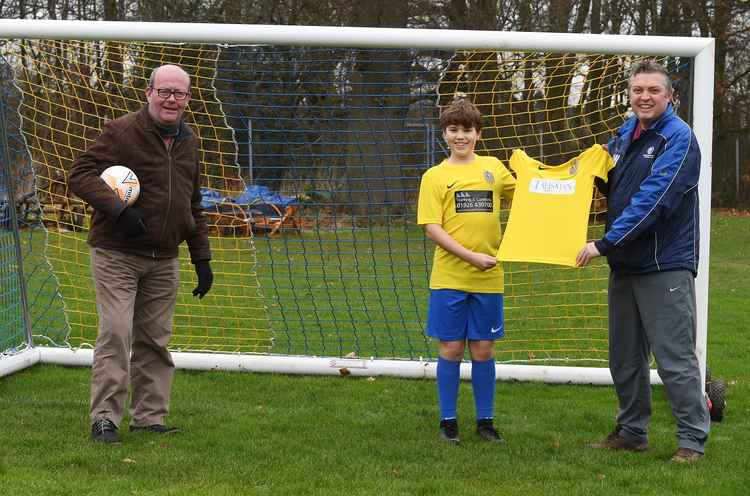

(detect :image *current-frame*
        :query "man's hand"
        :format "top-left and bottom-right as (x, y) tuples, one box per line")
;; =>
(575, 242), (601, 267)
(469, 252), (498, 271)
(192, 260), (213, 299)
(115, 206), (147, 237)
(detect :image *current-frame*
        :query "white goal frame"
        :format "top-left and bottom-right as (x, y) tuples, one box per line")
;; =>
(0, 19), (714, 385)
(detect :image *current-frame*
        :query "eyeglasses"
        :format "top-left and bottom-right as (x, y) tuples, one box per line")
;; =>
(152, 88), (190, 100)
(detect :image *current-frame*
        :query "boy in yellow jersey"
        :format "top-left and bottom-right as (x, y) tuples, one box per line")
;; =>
(417, 99), (516, 444)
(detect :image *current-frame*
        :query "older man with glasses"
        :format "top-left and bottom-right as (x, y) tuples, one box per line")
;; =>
(70, 64), (213, 444)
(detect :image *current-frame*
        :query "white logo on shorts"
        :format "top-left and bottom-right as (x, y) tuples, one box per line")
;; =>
(490, 326), (501, 334)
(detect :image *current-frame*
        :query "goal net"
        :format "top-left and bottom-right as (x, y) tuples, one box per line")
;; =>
(0, 22), (714, 382)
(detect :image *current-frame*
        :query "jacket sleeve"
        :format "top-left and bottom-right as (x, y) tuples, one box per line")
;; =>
(185, 140), (211, 263)
(599, 124), (700, 254)
(68, 122), (127, 220)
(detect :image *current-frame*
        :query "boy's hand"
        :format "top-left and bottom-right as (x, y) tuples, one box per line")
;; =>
(469, 253), (498, 271)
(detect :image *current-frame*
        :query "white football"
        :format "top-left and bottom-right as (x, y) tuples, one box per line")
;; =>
(100, 165), (140, 206)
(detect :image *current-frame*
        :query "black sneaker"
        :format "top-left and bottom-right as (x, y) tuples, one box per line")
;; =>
(439, 419), (460, 445)
(91, 418), (121, 444)
(476, 419), (506, 444)
(129, 424), (181, 434)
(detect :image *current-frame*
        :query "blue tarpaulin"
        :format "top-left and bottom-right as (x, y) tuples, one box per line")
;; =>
(201, 185), (298, 210)
(199, 188), (226, 209)
(234, 185), (298, 207)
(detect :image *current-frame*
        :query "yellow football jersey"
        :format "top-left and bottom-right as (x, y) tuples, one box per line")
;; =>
(417, 155), (516, 292)
(497, 145), (613, 267)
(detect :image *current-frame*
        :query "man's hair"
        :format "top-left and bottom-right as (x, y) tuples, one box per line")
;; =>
(629, 59), (672, 91)
(148, 67), (160, 87)
(148, 65), (191, 89)
(439, 99), (482, 132)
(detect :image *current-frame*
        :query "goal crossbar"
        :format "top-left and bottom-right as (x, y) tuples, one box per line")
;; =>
(0, 19), (713, 55)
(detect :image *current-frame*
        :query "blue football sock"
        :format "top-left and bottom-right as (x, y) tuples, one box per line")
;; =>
(437, 356), (461, 420)
(471, 358), (496, 420)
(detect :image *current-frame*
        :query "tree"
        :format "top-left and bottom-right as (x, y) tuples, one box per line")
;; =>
(0, 0), (748, 206)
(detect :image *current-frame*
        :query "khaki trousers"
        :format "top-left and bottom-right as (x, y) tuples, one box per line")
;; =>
(89, 247), (179, 428)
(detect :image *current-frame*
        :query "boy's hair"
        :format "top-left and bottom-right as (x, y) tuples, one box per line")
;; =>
(439, 99), (482, 132)
(629, 59), (672, 92)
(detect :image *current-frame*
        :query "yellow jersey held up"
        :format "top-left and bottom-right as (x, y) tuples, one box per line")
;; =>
(497, 145), (614, 267)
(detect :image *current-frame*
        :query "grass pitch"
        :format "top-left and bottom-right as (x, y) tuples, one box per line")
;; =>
(0, 212), (748, 495)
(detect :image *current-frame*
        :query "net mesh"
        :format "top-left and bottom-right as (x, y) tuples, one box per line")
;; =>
(0, 39), (682, 365)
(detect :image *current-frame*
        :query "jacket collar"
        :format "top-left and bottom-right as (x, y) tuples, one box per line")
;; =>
(137, 106), (193, 140)
(619, 103), (675, 141)
(647, 103), (675, 132)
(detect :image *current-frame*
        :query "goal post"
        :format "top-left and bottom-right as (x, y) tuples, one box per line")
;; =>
(0, 19), (714, 385)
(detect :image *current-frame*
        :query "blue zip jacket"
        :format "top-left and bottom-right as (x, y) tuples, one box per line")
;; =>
(594, 104), (700, 276)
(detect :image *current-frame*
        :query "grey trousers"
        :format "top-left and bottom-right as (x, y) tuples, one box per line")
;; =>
(609, 270), (709, 452)
(89, 247), (180, 428)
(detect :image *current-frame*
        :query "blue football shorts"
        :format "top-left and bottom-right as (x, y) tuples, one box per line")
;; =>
(426, 289), (505, 341)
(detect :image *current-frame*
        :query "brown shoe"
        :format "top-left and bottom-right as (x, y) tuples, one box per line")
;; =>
(587, 431), (648, 452)
(670, 447), (704, 463)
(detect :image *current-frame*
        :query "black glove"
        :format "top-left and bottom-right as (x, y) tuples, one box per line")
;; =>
(115, 206), (147, 237)
(192, 260), (213, 299)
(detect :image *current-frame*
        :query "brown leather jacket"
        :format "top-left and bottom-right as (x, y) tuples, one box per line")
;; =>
(69, 107), (210, 263)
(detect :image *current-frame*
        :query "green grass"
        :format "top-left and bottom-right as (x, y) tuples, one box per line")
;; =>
(0, 212), (749, 495)
(253, 227), (612, 362)
(6, 216), (612, 362)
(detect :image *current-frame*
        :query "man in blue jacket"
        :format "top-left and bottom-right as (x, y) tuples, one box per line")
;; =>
(576, 60), (709, 463)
